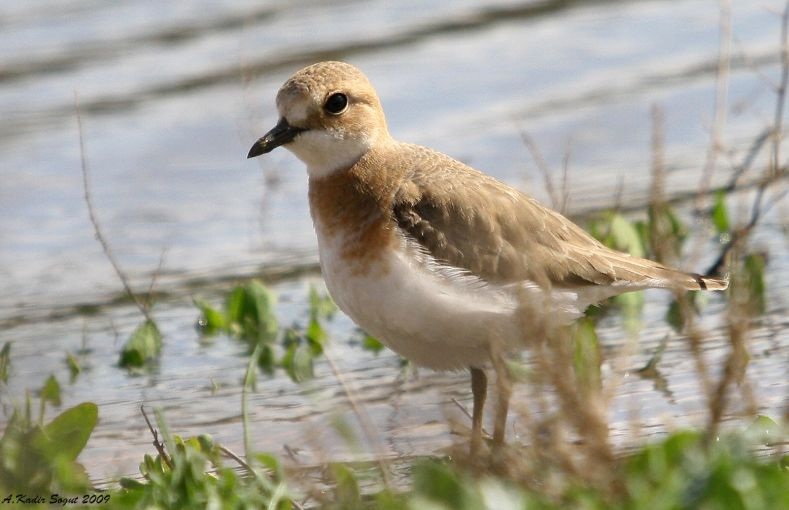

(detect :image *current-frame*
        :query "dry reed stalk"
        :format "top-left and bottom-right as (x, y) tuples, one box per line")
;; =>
(76, 94), (156, 324)
(322, 346), (393, 490)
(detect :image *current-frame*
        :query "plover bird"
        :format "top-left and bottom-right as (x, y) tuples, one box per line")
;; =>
(247, 61), (727, 453)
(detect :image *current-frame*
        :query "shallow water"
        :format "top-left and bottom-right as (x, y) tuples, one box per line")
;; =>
(1, 0), (787, 485)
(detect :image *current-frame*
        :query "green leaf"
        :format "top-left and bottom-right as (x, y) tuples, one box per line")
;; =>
(744, 415), (781, 445)
(573, 318), (601, 391)
(245, 280), (279, 343)
(634, 219), (651, 255)
(309, 285), (337, 321)
(711, 190), (730, 235)
(257, 344), (275, 375)
(609, 213), (645, 258)
(743, 253), (766, 315)
(119, 476), (145, 489)
(119, 319), (163, 368)
(194, 298), (228, 334)
(305, 317), (326, 355)
(255, 452), (282, 475)
(330, 463), (361, 505)
(504, 359), (531, 383)
(664, 206), (687, 244)
(225, 281), (278, 344)
(281, 344), (314, 383)
(648, 203), (688, 255)
(413, 460), (482, 509)
(665, 299), (682, 332)
(33, 402), (98, 462)
(614, 290), (644, 335)
(225, 286), (247, 326)
(39, 374), (62, 421)
(0, 341), (10, 384)
(665, 292), (701, 332)
(65, 352), (81, 380)
(361, 334), (385, 354)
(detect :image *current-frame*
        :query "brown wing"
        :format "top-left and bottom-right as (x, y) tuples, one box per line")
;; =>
(391, 145), (726, 291)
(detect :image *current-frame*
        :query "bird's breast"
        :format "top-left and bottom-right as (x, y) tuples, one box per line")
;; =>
(308, 169), (398, 275)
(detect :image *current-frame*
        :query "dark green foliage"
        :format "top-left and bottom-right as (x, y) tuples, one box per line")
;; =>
(573, 317), (602, 392)
(711, 190), (731, 235)
(115, 430), (296, 509)
(644, 201), (688, 260)
(0, 399), (97, 495)
(621, 430), (787, 510)
(326, 463), (362, 509)
(39, 374), (61, 408)
(361, 334), (385, 354)
(65, 351), (81, 381)
(0, 342), (10, 384)
(588, 211), (647, 330)
(195, 280), (278, 347)
(226, 280), (279, 345)
(119, 319), (163, 368)
(665, 291), (701, 333)
(742, 253), (766, 315)
(412, 460), (485, 509)
(195, 281), (335, 383)
(388, 428), (787, 510)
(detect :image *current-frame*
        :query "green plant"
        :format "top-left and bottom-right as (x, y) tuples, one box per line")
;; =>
(0, 342), (10, 384)
(195, 281), (337, 383)
(114, 420), (297, 509)
(0, 375), (97, 495)
(119, 319), (163, 369)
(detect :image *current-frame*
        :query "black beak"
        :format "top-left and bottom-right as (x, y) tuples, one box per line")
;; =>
(247, 118), (306, 158)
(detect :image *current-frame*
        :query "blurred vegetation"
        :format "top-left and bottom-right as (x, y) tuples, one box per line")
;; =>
(195, 281), (335, 382)
(0, 376), (96, 496)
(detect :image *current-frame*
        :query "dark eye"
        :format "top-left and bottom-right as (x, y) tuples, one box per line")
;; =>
(324, 92), (348, 115)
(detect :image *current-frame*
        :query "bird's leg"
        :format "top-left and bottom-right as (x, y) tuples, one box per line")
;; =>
(492, 353), (511, 446)
(470, 367), (487, 455)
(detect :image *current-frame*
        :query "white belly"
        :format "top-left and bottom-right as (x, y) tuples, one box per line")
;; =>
(315, 228), (585, 371)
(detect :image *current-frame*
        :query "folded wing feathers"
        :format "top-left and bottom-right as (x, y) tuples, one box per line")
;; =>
(391, 145), (728, 294)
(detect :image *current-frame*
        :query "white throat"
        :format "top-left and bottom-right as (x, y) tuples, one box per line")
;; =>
(287, 130), (372, 179)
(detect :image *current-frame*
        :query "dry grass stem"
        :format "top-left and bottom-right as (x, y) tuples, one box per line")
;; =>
(76, 94), (156, 324)
(140, 405), (173, 470)
(322, 347), (393, 490)
(519, 129), (561, 210)
(218, 445), (254, 476)
(696, 0), (732, 209)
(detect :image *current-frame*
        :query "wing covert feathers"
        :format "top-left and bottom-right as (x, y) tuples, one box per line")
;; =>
(390, 144), (728, 293)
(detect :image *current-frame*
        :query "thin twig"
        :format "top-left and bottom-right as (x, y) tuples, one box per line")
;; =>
(76, 94), (154, 324)
(450, 397), (491, 439)
(218, 445), (254, 476)
(560, 139), (573, 215)
(725, 128), (770, 190)
(144, 249), (168, 310)
(691, 0), (733, 272)
(649, 104), (677, 266)
(140, 405), (172, 469)
(519, 129), (560, 209)
(242, 343), (261, 465)
(322, 347), (392, 490)
(772, 0), (789, 178)
(696, 0), (732, 208)
(706, 2), (789, 275)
